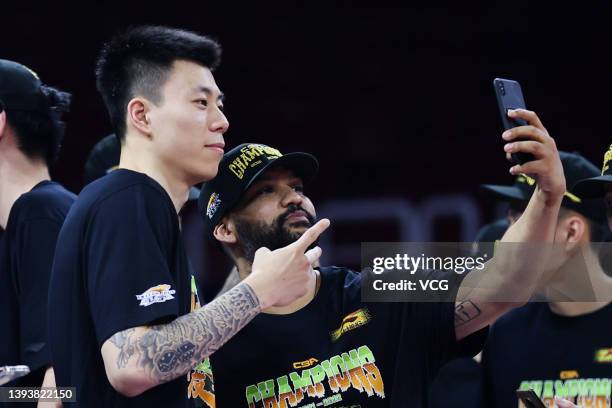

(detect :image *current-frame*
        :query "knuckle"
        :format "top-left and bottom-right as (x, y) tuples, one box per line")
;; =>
(531, 142), (543, 154)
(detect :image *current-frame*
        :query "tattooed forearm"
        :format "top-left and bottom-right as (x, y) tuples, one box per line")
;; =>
(110, 281), (260, 384)
(109, 328), (136, 368)
(454, 300), (482, 328)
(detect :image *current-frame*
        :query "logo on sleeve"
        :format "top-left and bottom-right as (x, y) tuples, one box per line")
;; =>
(595, 348), (612, 363)
(136, 284), (176, 307)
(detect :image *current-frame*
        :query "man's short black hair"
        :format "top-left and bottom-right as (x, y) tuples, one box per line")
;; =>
(5, 85), (71, 166)
(95, 25), (222, 141)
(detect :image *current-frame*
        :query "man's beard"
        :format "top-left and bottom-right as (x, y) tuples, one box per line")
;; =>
(234, 204), (318, 262)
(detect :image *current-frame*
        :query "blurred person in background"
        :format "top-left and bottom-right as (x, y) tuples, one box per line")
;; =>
(0, 59), (74, 407)
(480, 152), (612, 408)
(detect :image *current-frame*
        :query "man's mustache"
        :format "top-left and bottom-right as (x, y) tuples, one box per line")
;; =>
(277, 206), (316, 227)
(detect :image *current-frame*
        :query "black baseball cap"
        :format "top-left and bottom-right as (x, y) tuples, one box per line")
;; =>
(198, 143), (319, 240)
(481, 151), (606, 223)
(83, 133), (200, 200)
(0, 59), (48, 112)
(572, 144), (612, 199)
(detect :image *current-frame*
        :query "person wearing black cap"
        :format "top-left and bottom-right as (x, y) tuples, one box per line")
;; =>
(574, 144), (612, 229)
(48, 27), (329, 408)
(479, 152), (612, 408)
(0, 59), (74, 403)
(197, 116), (566, 407)
(482, 151), (606, 228)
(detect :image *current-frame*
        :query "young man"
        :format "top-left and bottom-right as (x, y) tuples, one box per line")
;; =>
(48, 26), (329, 408)
(480, 152), (612, 408)
(197, 107), (566, 407)
(0, 60), (74, 401)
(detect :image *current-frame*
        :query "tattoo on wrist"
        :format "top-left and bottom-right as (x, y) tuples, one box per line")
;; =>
(109, 282), (260, 382)
(454, 300), (481, 327)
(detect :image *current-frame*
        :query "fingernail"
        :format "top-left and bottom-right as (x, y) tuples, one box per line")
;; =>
(502, 131), (511, 139)
(504, 143), (513, 152)
(508, 109), (515, 116)
(509, 166), (517, 175)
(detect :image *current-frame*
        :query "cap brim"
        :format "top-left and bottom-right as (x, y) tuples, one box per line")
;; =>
(244, 152), (319, 192)
(572, 175), (612, 198)
(480, 184), (531, 202)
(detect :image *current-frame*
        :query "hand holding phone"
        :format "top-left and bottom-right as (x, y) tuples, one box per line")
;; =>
(516, 389), (546, 408)
(493, 78), (534, 164)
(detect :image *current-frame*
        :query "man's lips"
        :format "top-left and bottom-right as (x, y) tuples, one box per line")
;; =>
(284, 211), (310, 224)
(205, 143), (225, 154)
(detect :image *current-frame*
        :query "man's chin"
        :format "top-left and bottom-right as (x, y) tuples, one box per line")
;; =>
(285, 222), (311, 233)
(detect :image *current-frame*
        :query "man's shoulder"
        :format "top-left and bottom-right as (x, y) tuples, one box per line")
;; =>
(319, 265), (361, 286)
(10, 181), (76, 224)
(81, 169), (168, 202)
(74, 170), (173, 220)
(319, 266), (362, 303)
(491, 302), (543, 334)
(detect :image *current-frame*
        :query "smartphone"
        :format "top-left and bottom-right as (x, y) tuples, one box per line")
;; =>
(516, 389), (547, 408)
(493, 78), (534, 164)
(0, 365), (30, 385)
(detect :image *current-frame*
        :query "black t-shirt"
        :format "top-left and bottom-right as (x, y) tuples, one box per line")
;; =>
(0, 181), (75, 392)
(48, 170), (205, 407)
(482, 302), (612, 408)
(208, 266), (486, 408)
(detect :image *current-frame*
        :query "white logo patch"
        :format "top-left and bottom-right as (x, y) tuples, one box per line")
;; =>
(136, 284), (176, 307)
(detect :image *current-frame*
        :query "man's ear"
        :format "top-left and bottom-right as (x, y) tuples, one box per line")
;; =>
(213, 216), (238, 244)
(562, 215), (586, 252)
(126, 97), (153, 138)
(0, 110), (7, 141)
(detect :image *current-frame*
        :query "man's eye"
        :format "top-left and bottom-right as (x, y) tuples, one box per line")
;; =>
(196, 99), (208, 107)
(294, 185), (304, 193)
(218, 104), (225, 112)
(257, 186), (274, 195)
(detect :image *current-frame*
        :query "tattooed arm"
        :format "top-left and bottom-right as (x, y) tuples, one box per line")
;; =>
(101, 282), (260, 397)
(100, 219), (330, 397)
(453, 109), (565, 340)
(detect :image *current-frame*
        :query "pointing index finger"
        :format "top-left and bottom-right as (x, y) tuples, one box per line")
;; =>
(291, 218), (331, 252)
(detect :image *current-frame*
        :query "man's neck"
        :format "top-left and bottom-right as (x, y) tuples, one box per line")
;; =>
(547, 245), (612, 317)
(548, 301), (609, 317)
(0, 153), (50, 229)
(236, 257), (320, 315)
(119, 138), (190, 214)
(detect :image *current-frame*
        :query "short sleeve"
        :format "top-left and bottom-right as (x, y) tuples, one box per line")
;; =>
(86, 185), (179, 347)
(16, 218), (62, 371)
(393, 268), (487, 371)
